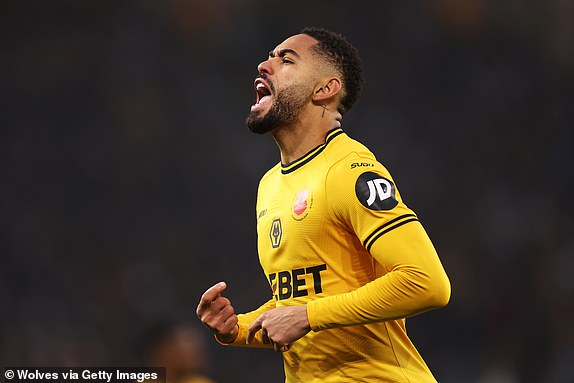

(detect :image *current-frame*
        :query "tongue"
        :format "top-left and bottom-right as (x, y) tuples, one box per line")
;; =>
(259, 95), (271, 105)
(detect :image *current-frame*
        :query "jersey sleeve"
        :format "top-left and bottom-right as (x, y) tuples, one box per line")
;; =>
(217, 298), (276, 348)
(306, 154), (450, 331)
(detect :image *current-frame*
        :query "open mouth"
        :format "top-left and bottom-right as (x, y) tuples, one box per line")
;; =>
(252, 78), (273, 110)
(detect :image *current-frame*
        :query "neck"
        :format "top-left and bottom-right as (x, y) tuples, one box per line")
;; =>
(271, 105), (342, 165)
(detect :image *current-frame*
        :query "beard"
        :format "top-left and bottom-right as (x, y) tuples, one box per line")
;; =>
(246, 82), (312, 135)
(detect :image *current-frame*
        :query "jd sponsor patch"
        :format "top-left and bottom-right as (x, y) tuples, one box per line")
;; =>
(355, 172), (398, 211)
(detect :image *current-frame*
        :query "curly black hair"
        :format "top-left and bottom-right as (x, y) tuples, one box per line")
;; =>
(301, 27), (364, 114)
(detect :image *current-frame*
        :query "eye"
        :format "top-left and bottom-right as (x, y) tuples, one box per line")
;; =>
(282, 57), (293, 64)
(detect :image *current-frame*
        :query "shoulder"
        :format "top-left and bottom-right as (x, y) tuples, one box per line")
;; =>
(326, 152), (398, 205)
(324, 130), (376, 163)
(324, 134), (404, 213)
(325, 131), (393, 183)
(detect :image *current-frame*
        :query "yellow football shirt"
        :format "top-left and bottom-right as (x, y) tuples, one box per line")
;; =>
(229, 128), (450, 382)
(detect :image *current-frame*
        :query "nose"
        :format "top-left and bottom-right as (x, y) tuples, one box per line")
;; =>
(257, 58), (273, 76)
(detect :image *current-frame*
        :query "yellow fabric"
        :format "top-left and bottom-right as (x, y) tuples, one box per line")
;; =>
(221, 298), (275, 348)
(236, 128), (450, 382)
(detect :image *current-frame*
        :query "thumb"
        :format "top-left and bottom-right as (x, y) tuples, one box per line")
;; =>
(246, 315), (263, 345)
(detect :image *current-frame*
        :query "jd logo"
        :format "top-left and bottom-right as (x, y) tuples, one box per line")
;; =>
(366, 178), (392, 206)
(355, 172), (398, 211)
(270, 218), (282, 248)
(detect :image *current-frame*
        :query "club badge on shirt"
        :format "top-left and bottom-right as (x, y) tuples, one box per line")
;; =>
(270, 218), (282, 248)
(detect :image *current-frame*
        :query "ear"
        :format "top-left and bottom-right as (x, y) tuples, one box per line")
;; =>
(312, 77), (342, 102)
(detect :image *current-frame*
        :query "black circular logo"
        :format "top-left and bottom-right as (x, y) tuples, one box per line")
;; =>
(355, 172), (398, 211)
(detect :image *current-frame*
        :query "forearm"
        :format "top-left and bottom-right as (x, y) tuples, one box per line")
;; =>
(216, 298), (276, 348)
(307, 222), (450, 331)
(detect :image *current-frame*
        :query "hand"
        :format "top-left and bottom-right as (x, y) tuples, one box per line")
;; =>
(247, 305), (311, 352)
(196, 282), (239, 343)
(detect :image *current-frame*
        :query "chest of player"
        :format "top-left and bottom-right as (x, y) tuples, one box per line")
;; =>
(256, 173), (332, 289)
(257, 178), (329, 254)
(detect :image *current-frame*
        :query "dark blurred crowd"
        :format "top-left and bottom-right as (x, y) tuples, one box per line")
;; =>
(1, 1), (573, 382)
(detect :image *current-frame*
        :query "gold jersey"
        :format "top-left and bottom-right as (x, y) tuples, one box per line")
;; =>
(229, 128), (450, 382)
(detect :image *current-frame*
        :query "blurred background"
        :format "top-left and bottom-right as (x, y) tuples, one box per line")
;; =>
(1, 1), (573, 382)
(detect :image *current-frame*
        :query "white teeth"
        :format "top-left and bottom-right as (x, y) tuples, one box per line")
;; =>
(256, 83), (266, 90)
